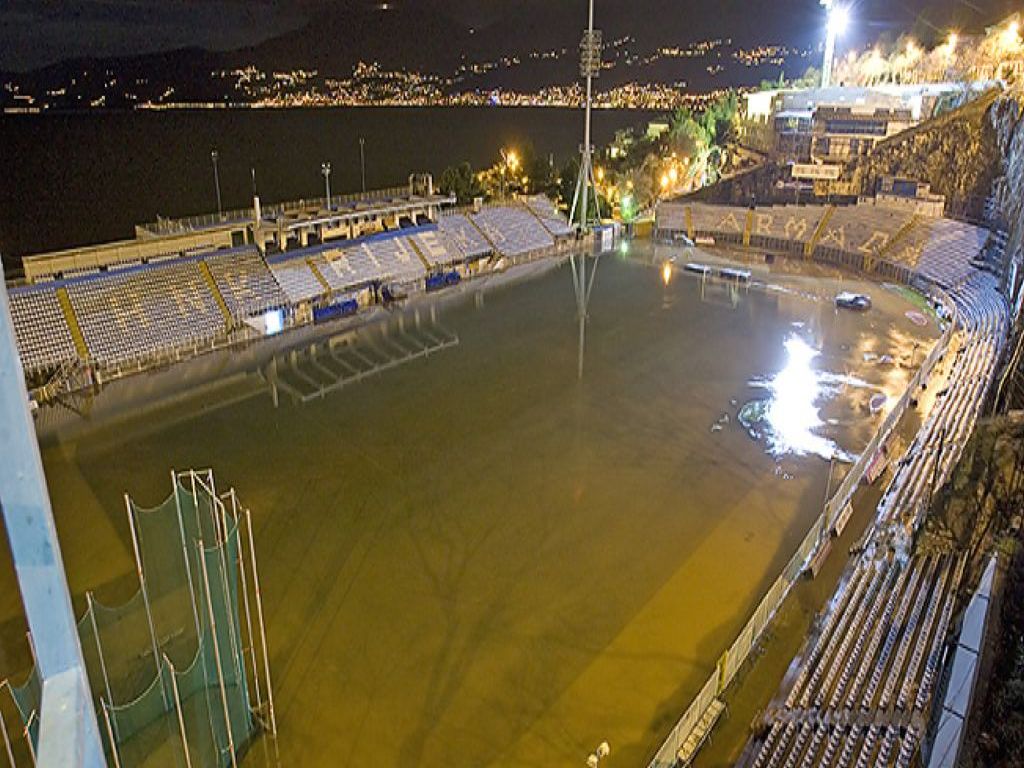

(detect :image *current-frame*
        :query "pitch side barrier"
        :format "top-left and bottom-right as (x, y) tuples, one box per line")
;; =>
(647, 221), (960, 768)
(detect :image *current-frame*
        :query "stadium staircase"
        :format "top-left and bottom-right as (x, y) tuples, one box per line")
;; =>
(55, 286), (89, 360)
(198, 260), (233, 328)
(306, 257), (333, 296)
(804, 205), (835, 258)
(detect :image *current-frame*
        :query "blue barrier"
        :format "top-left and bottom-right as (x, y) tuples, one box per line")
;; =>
(313, 299), (358, 324)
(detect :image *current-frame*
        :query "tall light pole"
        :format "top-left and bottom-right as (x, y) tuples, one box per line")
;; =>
(821, 1), (848, 88)
(211, 150), (223, 217)
(359, 137), (367, 194)
(321, 162), (332, 209)
(569, 0), (602, 231)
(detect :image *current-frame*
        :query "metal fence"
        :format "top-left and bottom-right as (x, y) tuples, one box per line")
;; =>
(141, 186), (412, 236)
(646, 243), (959, 768)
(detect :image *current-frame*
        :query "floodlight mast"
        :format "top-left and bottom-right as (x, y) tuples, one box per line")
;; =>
(570, 0), (602, 232)
(821, 1), (848, 88)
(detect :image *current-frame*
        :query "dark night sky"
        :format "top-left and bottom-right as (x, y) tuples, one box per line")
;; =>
(0, 0), (1017, 72)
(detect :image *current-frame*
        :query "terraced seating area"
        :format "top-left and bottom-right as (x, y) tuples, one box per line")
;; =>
(8, 286), (78, 373)
(523, 195), (574, 236)
(819, 206), (913, 255)
(915, 218), (990, 289)
(655, 203), (688, 233)
(205, 247), (287, 317)
(748, 205), (828, 250)
(410, 229), (461, 268)
(66, 259), (226, 366)
(689, 203), (746, 241)
(355, 235), (426, 284)
(437, 214), (492, 259)
(320, 246), (380, 292)
(268, 257), (328, 304)
(472, 206), (555, 256)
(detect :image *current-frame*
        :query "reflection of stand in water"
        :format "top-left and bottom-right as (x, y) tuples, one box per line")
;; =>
(265, 304), (459, 404)
(570, 250), (601, 380)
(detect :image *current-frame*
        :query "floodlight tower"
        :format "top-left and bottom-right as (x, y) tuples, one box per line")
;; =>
(820, 1), (848, 88)
(570, 0), (602, 231)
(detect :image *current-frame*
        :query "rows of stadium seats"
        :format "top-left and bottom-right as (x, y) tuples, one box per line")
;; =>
(658, 202), (989, 289)
(524, 195), (574, 237)
(67, 259), (226, 366)
(916, 218), (990, 288)
(8, 287), (78, 372)
(436, 215), (492, 259)
(472, 206), (555, 256)
(11, 203), (567, 374)
(688, 203), (746, 241)
(268, 258), (326, 305)
(205, 248), (287, 316)
(818, 206), (913, 255)
(411, 229), (461, 268)
(748, 205), (825, 246)
(355, 235), (426, 284)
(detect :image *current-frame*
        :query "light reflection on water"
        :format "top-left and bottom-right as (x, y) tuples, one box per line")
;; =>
(751, 335), (868, 462)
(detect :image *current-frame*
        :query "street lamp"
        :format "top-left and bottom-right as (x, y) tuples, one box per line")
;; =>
(500, 148), (519, 199)
(211, 150), (222, 217)
(321, 162), (332, 209)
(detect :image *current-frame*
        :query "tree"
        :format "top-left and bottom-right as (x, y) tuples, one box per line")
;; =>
(438, 162), (483, 205)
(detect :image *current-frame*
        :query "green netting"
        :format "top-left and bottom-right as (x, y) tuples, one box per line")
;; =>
(199, 521), (252, 751)
(9, 667), (40, 751)
(91, 590), (161, 705)
(131, 492), (201, 670)
(6, 472), (260, 768)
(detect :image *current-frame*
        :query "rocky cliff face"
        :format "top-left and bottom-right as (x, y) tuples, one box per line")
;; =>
(989, 92), (1024, 262)
(861, 92), (1002, 219)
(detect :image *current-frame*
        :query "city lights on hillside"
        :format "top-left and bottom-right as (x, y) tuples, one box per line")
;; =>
(1002, 20), (1021, 51)
(944, 32), (958, 59)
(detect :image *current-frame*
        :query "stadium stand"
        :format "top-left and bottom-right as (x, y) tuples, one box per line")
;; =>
(8, 200), (562, 380)
(689, 203), (747, 243)
(204, 247), (287, 317)
(524, 195), (575, 237)
(410, 229), (461, 268)
(818, 205), (913, 255)
(472, 206), (555, 257)
(747, 205), (829, 251)
(66, 258), (226, 366)
(8, 286), (78, 373)
(916, 218), (990, 289)
(437, 214), (492, 260)
(268, 257), (329, 305)
(357, 233), (427, 284)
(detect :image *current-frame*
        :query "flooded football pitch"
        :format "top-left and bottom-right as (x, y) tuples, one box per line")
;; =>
(1, 242), (940, 767)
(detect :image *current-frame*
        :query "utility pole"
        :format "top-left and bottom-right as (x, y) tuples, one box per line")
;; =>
(321, 162), (332, 209)
(569, 0), (602, 232)
(211, 150), (223, 217)
(359, 137), (367, 194)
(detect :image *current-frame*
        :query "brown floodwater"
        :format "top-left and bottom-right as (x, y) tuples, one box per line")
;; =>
(0, 242), (939, 767)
